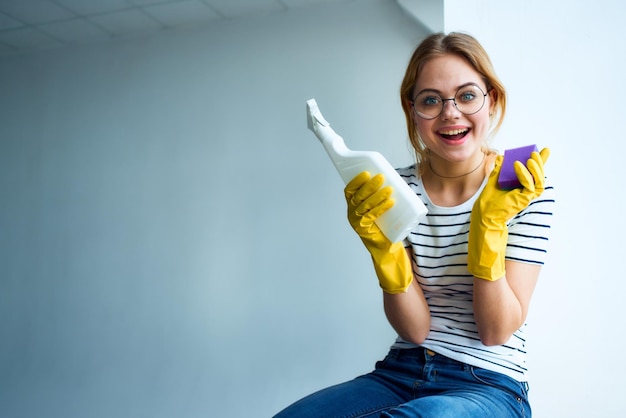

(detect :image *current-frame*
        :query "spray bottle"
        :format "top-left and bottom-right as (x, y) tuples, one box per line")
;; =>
(306, 98), (428, 243)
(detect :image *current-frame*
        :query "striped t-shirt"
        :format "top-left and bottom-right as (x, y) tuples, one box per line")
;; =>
(391, 164), (555, 382)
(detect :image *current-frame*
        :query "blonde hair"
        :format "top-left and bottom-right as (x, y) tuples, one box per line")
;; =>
(400, 32), (506, 168)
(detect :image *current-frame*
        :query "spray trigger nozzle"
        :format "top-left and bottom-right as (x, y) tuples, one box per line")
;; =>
(306, 98), (330, 130)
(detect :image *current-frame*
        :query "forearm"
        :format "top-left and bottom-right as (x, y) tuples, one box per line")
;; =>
(472, 261), (541, 346)
(383, 279), (431, 345)
(472, 278), (523, 346)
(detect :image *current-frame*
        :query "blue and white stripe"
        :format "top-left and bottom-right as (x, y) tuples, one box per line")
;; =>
(391, 164), (555, 381)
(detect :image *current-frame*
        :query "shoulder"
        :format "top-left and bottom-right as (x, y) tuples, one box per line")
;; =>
(396, 163), (418, 178)
(527, 176), (555, 213)
(542, 176), (556, 199)
(396, 163), (422, 191)
(508, 176), (556, 239)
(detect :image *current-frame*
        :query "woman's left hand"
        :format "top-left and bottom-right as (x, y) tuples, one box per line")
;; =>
(467, 148), (550, 281)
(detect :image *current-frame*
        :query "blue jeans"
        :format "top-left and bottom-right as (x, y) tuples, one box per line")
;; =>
(274, 347), (531, 418)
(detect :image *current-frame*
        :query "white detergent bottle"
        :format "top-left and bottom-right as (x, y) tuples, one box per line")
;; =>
(306, 98), (428, 243)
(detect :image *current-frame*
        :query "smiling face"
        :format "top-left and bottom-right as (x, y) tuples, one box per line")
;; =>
(412, 53), (495, 168)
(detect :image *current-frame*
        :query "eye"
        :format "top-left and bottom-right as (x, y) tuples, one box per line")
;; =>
(419, 95), (441, 107)
(458, 90), (477, 103)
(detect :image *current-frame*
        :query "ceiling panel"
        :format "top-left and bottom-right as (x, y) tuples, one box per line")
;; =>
(0, 25), (64, 50)
(0, 0), (75, 24)
(53, 0), (131, 16)
(39, 17), (111, 44)
(204, 0), (285, 18)
(0, 12), (23, 30)
(143, 1), (221, 27)
(281, 0), (345, 8)
(0, 0), (388, 57)
(88, 9), (161, 37)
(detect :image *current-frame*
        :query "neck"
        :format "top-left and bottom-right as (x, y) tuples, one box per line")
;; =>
(422, 152), (490, 207)
(428, 153), (486, 180)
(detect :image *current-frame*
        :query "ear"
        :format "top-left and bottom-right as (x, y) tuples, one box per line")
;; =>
(406, 98), (419, 125)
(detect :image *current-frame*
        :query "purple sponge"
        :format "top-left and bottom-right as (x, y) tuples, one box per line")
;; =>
(498, 145), (538, 190)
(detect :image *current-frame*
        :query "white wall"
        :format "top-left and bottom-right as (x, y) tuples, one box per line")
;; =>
(444, 1), (626, 417)
(0, 1), (429, 417)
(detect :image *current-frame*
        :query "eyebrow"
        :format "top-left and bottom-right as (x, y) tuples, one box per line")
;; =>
(414, 82), (483, 97)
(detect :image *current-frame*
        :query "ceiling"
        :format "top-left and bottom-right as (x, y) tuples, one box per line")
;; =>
(0, 0), (358, 57)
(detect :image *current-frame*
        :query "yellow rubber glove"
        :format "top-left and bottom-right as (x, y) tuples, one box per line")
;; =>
(344, 172), (413, 294)
(468, 148), (550, 281)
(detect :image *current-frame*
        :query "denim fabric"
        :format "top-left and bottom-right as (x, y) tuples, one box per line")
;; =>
(274, 347), (530, 418)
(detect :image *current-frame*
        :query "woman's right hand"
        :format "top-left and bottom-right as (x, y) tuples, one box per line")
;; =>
(344, 171), (394, 249)
(344, 172), (413, 294)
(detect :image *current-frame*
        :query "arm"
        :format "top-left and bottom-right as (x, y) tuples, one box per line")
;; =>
(473, 260), (540, 346)
(468, 149), (550, 345)
(383, 249), (431, 345)
(344, 172), (415, 294)
(344, 173), (431, 342)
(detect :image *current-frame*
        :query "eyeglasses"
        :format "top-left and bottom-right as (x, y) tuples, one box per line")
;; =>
(411, 83), (488, 120)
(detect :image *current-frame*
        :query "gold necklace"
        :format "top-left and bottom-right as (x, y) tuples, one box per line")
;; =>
(428, 154), (486, 179)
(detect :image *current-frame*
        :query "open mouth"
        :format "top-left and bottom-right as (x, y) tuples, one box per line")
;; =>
(439, 128), (470, 141)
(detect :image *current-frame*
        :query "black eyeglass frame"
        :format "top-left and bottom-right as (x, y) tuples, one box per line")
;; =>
(410, 83), (489, 120)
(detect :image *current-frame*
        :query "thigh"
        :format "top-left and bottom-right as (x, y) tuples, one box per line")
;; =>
(273, 374), (405, 418)
(274, 350), (427, 418)
(382, 392), (524, 418)
(381, 365), (531, 418)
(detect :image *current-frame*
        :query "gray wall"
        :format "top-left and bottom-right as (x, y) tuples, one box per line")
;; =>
(0, 1), (429, 417)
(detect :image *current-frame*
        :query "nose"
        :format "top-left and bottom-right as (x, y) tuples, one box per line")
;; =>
(440, 98), (460, 119)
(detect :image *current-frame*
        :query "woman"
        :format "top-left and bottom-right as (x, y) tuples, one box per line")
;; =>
(275, 32), (554, 418)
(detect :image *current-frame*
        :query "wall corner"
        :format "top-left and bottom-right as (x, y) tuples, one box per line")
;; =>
(395, 0), (444, 34)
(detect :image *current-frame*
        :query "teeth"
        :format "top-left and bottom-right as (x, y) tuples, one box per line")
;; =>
(440, 129), (468, 135)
